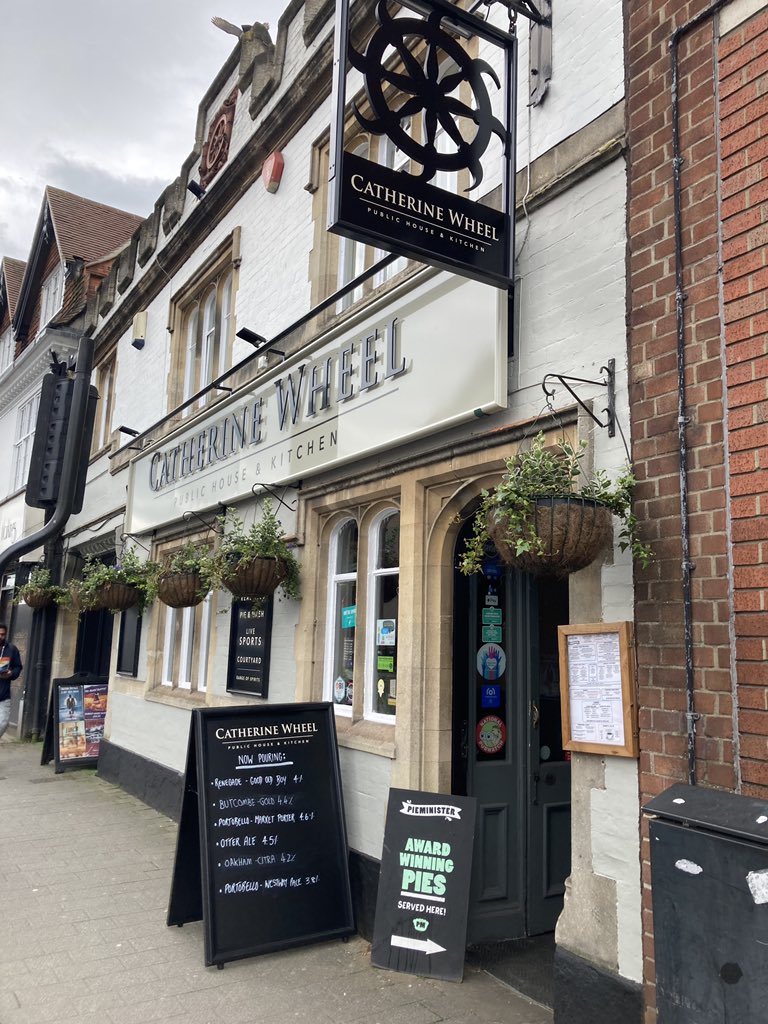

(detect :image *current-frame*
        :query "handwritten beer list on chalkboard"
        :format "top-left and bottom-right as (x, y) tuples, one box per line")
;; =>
(167, 703), (354, 966)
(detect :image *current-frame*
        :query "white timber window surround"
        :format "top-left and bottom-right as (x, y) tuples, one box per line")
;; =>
(365, 509), (400, 721)
(324, 518), (359, 713)
(12, 391), (41, 493)
(0, 327), (14, 374)
(160, 599), (213, 692)
(155, 536), (214, 693)
(39, 264), (64, 328)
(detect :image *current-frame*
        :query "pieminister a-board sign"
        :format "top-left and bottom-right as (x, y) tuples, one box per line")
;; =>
(371, 788), (477, 981)
(167, 703), (354, 966)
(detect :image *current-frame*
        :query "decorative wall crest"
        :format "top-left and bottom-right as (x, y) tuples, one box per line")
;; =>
(200, 88), (238, 188)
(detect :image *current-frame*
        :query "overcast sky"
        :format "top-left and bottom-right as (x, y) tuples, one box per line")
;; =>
(0, 1), (289, 263)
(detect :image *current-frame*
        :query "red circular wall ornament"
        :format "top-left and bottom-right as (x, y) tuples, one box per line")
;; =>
(263, 151), (285, 193)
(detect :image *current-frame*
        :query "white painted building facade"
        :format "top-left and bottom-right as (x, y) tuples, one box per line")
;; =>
(48, 2), (643, 1018)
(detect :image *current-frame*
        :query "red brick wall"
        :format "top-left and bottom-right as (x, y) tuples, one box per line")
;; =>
(720, 10), (768, 795)
(629, 2), (768, 1019)
(628, 3), (734, 1020)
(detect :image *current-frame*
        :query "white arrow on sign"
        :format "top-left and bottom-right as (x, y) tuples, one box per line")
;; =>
(390, 935), (446, 955)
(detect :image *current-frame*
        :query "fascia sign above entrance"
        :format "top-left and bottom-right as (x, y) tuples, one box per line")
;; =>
(125, 272), (507, 535)
(328, 0), (517, 290)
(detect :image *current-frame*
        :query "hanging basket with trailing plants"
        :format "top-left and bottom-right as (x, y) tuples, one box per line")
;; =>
(461, 432), (652, 580)
(486, 496), (613, 577)
(222, 556), (287, 600)
(212, 498), (300, 604)
(77, 549), (160, 614)
(157, 542), (214, 608)
(14, 568), (66, 609)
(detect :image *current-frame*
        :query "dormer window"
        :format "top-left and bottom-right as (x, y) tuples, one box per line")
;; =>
(40, 264), (64, 328)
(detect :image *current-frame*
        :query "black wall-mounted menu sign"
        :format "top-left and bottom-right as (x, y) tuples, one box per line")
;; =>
(226, 599), (273, 698)
(49, 674), (109, 773)
(167, 703), (354, 967)
(371, 788), (477, 982)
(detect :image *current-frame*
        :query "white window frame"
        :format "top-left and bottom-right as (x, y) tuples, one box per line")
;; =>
(92, 356), (116, 453)
(178, 262), (235, 412)
(40, 264), (64, 328)
(12, 391), (41, 493)
(160, 593), (212, 692)
(375, 128), (410, 286)
(364, 508), (400, 723)
(324, 517), (358, 716)
(0, 327), (14, 374)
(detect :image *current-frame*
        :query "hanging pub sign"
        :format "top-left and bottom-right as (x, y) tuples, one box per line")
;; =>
(329, 0), (517, 289)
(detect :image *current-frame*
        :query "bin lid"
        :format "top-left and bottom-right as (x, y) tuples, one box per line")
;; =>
(643, 783), (768, 845)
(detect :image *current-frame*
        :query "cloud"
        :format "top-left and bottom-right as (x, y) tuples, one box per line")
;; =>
(0, 0), (288, 261)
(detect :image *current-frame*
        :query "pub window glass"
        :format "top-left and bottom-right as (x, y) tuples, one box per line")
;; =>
(366, 510), (400, 721)
(160, 595), (211, 692)
(117, 605), (142, 676)
(325, 518), (358, 712)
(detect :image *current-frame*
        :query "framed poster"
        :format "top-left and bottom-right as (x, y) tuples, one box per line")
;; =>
(167, 703), (354, 967)
(558, 621), (638, 758)
(226, 599), (273, 697)
(51, 674), (109, 773)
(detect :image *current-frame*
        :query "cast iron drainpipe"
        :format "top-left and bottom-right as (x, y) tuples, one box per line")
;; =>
(0, 334), (95, 583)
(670, 0), (730, 786)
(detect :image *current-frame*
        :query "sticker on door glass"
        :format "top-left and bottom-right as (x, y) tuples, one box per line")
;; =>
(477, 643), (506, 680)
(476, 715), (506, 754)
(481, 684), (502, 708)
(481, 625), (502, 643)
(333, 676), (347, 703)
(377, 619), (396, 646)
(482, 608), (502, 625)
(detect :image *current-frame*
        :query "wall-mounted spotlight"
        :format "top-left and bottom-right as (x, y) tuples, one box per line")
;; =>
(118, 426), (141, 437)
(187, 181), (206, 200)
(236, 328), (268, 347)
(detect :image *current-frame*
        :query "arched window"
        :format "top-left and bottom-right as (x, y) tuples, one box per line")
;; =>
(366, 510), (400, 719)
(325, 518), (359, 711)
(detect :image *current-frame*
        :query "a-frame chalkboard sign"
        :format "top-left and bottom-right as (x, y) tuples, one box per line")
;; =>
(167, 703), (355, 967)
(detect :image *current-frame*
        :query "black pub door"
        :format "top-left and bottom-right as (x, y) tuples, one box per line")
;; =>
(74, 607), (114, 676)
(452, 523), (571, 943)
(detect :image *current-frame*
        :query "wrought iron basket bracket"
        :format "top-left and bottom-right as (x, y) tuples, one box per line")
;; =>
(182, 506), (227, 535)
(119, 532), (151, 554)
(251, 482), (301, 513)
(541, 358), (616, 438)
(470, 0), (551, 26)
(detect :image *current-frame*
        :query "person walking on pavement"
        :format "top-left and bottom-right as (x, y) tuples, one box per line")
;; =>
(0, 623), (22, 740)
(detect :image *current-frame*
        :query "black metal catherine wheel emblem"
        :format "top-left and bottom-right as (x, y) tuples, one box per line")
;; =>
(349, 0), (507, 191)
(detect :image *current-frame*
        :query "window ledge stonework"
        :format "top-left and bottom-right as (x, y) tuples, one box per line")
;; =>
(334, 715), (395, 759)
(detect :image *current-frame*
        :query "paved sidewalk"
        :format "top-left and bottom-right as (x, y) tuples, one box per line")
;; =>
(0, 739), (552, 1024)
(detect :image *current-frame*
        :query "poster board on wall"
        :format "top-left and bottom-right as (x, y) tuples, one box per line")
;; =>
(558, 621), (638, 758)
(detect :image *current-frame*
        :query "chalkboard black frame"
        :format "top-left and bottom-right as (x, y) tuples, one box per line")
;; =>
(167, 702), (355, 967)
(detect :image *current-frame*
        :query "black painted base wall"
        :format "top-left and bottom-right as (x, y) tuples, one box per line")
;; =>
(553, 946), (643, 1024)
(97, 739), (184, 821)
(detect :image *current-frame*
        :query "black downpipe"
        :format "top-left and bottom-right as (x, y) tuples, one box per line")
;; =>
(669, 0), (729, 786)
